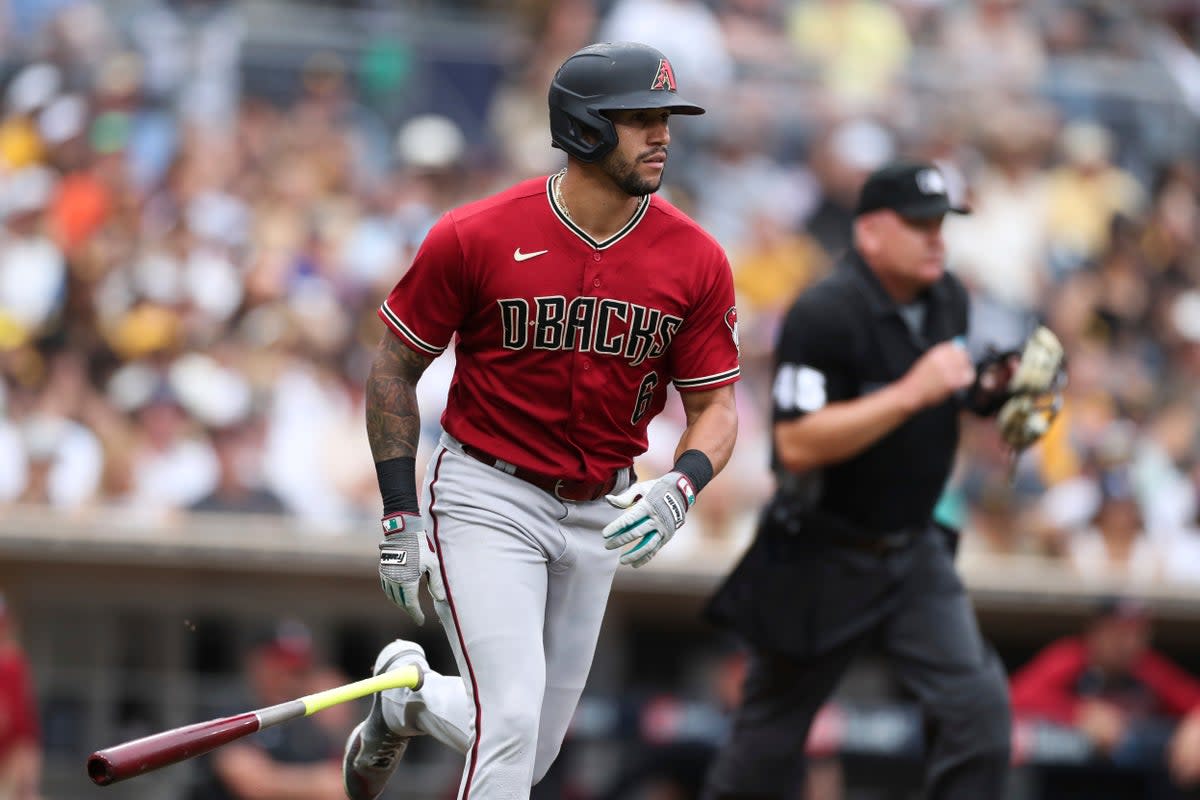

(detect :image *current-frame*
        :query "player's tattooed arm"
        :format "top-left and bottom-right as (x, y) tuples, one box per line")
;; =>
(366, 333), (434, 461)
(676, 385), (738, 474)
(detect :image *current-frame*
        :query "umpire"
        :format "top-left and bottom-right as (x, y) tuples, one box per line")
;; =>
(702, 161), (1012, 800)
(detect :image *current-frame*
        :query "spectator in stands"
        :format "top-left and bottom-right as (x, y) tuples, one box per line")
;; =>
(128, 0), (244, 130)
(950, 410), (1052, 561)
(715, 0), (796, 76)
(125, 380), (220, 514)
(787, 0), (912, 115)
(1132, 400), (1198, 538)
(0, 349), (106, 512)
(1139, 160), (1200, 287)
(1010, 595), (1200, 798)
(936, 0), (1047, 97)
(189, 416), (286, 515)
(802, 117), (896, 259)
(957, 472), (1041, 560)
(1044, 121), (1145, 276)
(1065, 466), (1165, 584)
(487, 0), (595, 180)
(190, 620), (348, 800)
(0, 592), (40, 800)
(261, 348), (372, 527)
(685, 111), (814, 254)
(1143, 2), (1200, 120)
(1163, 461), (1200, 585)
(729, 207), (830, 334)
(943, 101), (1055, 315)
(0, 165), (65, 344)
(14, 411), (104, 508)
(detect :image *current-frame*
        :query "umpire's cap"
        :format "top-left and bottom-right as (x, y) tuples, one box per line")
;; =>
(549, 42), (705, 163)
(855, 160), (970, 220)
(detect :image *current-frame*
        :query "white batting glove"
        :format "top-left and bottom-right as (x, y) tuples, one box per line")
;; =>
(602, 472), (696, 568)
(378, 512), (447, 625)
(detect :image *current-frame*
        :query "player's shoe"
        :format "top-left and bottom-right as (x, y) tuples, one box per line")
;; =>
(343, 640), (428, 800)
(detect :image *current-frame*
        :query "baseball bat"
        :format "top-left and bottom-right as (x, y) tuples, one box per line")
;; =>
(87, 664), (422, 786)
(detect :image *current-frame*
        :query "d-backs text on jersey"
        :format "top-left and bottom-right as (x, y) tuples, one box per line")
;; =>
(497, 296), (682, 368)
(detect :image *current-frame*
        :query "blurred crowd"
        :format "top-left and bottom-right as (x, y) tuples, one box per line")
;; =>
(1, 0), (1200, 588)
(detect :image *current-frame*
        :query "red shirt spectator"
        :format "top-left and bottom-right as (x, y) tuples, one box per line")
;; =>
(1010, 596), (1200, 787)
(1011, 635), (1200, 725)
(0, 644), (38, 756)
(0, 593), (40, 799)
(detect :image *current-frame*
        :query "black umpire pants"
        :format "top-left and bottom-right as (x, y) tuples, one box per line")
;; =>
(702, 528), (1011, 800)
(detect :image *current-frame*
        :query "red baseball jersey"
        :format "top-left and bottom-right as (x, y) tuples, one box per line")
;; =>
(378, 174), (740, 482)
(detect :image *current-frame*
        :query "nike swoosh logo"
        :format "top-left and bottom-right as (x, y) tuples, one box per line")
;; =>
(513, 248), (549, 262)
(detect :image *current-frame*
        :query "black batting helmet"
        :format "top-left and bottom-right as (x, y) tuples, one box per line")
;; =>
(548, 42), (705, 164)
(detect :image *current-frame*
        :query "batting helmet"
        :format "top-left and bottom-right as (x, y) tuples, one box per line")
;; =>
(548, 42), (705, 164)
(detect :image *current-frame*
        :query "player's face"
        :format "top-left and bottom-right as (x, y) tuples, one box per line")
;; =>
(599, 109), (671, 196)
(856, 210), (946, 298)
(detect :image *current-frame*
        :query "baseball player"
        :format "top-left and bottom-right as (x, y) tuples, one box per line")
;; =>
(702, 161), (1061, 800)
(342, 42), (740, 799)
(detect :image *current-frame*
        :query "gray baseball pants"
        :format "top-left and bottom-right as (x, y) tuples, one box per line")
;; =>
(379, 433), (630, 799)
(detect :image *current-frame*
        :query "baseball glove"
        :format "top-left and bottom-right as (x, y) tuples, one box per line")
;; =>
(995, 326), (1066, 451)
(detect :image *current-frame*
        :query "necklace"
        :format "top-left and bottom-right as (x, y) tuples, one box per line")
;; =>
(552, 170), (573, 222)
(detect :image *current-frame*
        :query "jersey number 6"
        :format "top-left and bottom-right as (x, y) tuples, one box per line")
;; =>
(632, 372), (659, 425)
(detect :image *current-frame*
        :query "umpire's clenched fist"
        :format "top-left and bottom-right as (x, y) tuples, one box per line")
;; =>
(898, 339), (976, 410)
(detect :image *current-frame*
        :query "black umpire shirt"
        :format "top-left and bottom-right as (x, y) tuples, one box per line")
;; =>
(705, 248), (971, 657)
(769, 247), (969, 537)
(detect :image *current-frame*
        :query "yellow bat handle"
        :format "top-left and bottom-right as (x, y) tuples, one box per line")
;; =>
(300, 666), (422, 716)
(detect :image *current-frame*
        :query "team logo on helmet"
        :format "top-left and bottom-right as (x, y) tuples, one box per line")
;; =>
(651, 58), (677, 91)
(725, 306), (739, 354)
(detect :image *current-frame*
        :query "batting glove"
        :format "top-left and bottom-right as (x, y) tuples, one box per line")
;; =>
(602, 472), (696, 568)
(378, 512), (447, 625)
